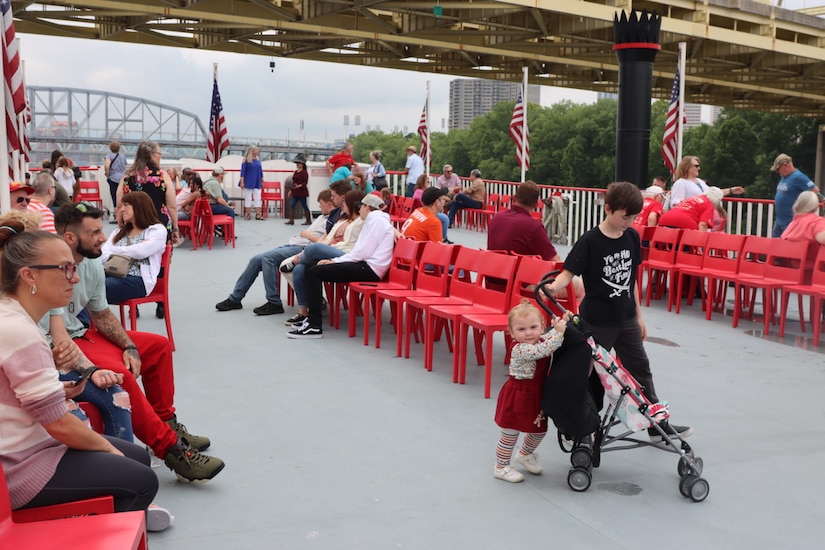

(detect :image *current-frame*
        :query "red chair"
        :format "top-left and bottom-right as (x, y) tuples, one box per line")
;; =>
(1, 465), (147, 549)
(639, 226), (682, 307)
(732, 237), (810, 334)
(74, 181), (104, 209)
(118, 245), (175, 350)
(261, 182), (284, 219)
(390, 197), (416, 229)
(458, 257), (560, 398)
(780, 244), (825, 343)
(347, 239), (424, 346)
(194, 198), (235, 249)
(374, 243), (456, 356)
(685, 232), (746, 320)
(498, 194), (512, 211)
(404, 246), (480, 364)
(671, 230), (710, 314)
(424, 250), (518, 382)
(477, 193), (500, 231)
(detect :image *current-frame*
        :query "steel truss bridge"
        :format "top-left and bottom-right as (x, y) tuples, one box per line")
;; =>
(11, 0), (825, 118)
(24, 86), (338, 167)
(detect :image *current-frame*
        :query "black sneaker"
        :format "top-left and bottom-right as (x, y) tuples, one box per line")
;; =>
(253, 302), (285, 315)
(279, 258), (296, 273)
(215, 298), (242, 311)
(648, 421), (694, 443)
(287, 323), (323, 339)
(285, 313), (307, 326)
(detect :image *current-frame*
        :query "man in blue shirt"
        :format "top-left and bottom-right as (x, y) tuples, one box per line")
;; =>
(404, 145), (424, 197)
(772, 153), (819, 237)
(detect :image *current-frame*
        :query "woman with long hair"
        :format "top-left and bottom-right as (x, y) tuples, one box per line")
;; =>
(240, 145), (264, 220)
(286, 154), (311, 225)
(116, 140), (181, 246)
(367, 150), (387, 190)
(54, 156), (75, 199)
(101, 191), (167, 305)
(670, 156), (744, 208)
(0, 218), (158, 516)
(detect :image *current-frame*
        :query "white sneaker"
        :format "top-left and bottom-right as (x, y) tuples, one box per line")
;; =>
(493, 465), (524, 483)
(515, 452), (543, 475)
(147, 503), (174, 532)
(172, 235), (185, 248)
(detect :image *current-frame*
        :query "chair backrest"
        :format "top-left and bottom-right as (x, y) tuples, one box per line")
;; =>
(149, 244), (173, 298)
(810, 245), (825, 286)
(737, 235), (774, 278)
(762, 239), (810, 283)
(386, 239), (425, 287)
(401, 197), (416, 217)
(414, 242), (455, 294)
(470, 250), (520, 311)
(261, 181), (282, 199)
(0, 461), (12, 522)
(499, 194), (512, 211)
(506, 256), (557, 319)
(702, 232), (746, 275)
(647, 226), (682, 264)
(390, 194), (405, 216)
(485, 193), (500, 211)
(674, 229), (710, 270)
(445, 246), (483, 301)
(78, 181), (101, 199)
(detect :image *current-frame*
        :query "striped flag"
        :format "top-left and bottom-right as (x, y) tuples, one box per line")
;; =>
(2, 0), (25, 153)
(206, 71), (229, 162)
(417, 99), (429, 163)
(509, 87), (530, 170)
(661, 65), (681, 174)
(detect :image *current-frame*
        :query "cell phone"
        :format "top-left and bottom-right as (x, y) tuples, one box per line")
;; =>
(74, 368), (94, 385)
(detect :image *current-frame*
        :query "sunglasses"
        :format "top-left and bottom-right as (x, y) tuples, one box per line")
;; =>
(73, 201), (96, 213)
(693, 164), (701, 168)
(16, 196), (31, 204)
(28, 263), (78, 280)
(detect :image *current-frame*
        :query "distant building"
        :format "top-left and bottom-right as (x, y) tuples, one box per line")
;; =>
(448, 79), (541, 130)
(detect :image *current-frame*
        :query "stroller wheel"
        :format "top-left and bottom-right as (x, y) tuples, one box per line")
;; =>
(679, 474), (696, 497)
(677, 456), (704, 477)
(571, 447), (593, 468)
(689, 478), (710, 502)
(568, 467), (592, 492)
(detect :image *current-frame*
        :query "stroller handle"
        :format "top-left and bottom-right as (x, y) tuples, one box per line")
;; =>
(535, 271), (586, 330)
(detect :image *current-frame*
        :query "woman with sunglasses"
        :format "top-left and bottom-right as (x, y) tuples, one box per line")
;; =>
(101, 191), (167, 305)
(0, 217), (158, 516)
(670, 156), (744, 209)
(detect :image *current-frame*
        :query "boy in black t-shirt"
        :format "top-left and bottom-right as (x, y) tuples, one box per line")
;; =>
(545, 181), (692, 442)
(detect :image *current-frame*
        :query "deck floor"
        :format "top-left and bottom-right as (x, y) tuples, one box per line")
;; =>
(135, 215), (825, 550)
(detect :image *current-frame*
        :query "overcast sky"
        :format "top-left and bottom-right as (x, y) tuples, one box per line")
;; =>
(17, 0), (818, 144)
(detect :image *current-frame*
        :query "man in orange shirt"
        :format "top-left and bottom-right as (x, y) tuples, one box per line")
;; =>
(401, 187), (449, 242)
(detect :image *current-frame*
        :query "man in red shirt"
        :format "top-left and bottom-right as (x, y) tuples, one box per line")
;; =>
(488, 181), (560, 260)
(401, 187), (449, 242)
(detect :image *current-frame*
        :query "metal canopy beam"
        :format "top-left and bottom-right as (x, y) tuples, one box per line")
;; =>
(12, 0), (825, 116)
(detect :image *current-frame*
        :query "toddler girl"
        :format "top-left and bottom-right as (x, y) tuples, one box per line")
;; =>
(494, 300), (568, 482)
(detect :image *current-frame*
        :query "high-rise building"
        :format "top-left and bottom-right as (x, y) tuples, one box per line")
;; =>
(448, 79), (541, 130)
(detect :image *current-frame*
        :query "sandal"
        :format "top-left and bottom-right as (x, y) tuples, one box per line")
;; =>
(256, 215), (264, 220)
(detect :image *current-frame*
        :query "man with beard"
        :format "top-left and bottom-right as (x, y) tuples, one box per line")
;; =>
(41, 202), (226, 482)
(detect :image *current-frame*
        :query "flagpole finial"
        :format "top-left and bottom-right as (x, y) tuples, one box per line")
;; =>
(213, 63), (218, 79)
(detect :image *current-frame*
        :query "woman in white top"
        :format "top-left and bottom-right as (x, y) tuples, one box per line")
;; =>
(53, 156), (76, 199)
(669, 156), (745, 208)
(101, 191), (167, 305)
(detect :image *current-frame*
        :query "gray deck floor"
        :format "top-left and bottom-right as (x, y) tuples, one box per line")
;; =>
(132, 216), (825, 550)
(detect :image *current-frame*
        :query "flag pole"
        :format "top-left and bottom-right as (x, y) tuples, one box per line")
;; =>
(521, 66), (528, 183)
(0, 40), (9, 213)
(676, 41), (686, 164)
(425, 80), (431, 177)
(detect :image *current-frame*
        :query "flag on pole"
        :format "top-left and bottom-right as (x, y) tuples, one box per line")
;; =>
(206, 68), (229, 162)
(417, 99), (429, 164)
(662, 64), (681, 174)
(19, 75), (30, 163)
(2, 0), (25, 153)
(509, 87), (530, 171)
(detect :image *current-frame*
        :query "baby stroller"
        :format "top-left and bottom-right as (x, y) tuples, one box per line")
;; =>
(535, 272), (709, 502)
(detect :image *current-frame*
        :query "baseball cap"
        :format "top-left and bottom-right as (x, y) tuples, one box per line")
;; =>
(644, 185), (665, 197)
(771, 153), (792, 171)
(9, 181), (34, 195)
(212, 166), (225, 175)
(406, 145), (417, 153)
(422, 186), (449, 205)
(360, 194), (385, 210)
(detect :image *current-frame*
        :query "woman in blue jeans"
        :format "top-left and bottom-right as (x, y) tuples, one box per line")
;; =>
(281, 189), (364, 326)
(101, 191), (167, 305)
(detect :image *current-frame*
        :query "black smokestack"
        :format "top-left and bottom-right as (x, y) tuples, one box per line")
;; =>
(613, 10), (662, 189)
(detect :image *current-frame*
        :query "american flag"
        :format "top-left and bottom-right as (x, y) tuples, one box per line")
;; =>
(19, 77), (30, 162)
(417, 99), (429, 163)
(206, 73), (229, 162)
(509, 87), (530, 170)
(661, 65), (681, 174)
(2, 0), (25, 153)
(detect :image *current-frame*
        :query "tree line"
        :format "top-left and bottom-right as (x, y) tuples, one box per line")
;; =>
(347, 99), (823, 199)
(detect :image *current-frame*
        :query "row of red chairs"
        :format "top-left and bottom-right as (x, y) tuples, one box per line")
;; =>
(315, 241), (578, 398)
(639, 226), (825, 343)
(178, 198), (235, 250)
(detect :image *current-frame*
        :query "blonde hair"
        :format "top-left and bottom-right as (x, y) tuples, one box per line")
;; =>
(674, 156), (699, 180)
(508, 299), (544, 329)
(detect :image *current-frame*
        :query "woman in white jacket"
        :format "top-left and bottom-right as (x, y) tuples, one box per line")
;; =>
(101, 191), (167, 304)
